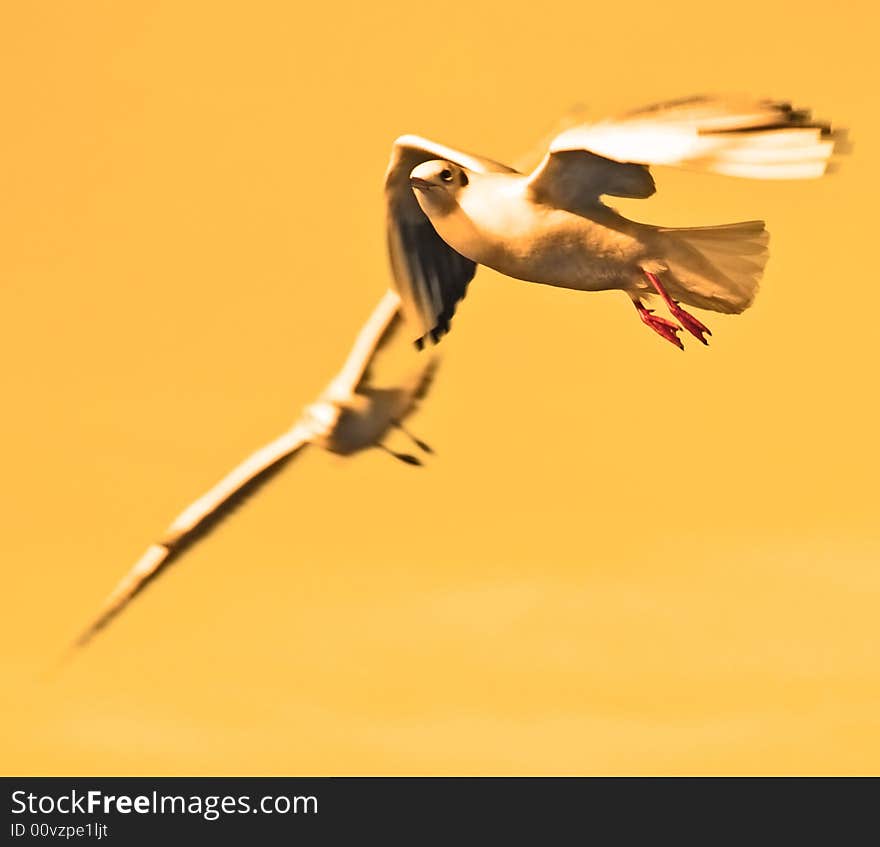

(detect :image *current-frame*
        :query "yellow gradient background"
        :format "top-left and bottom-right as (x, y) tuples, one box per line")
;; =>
(2, 1), (877, 775)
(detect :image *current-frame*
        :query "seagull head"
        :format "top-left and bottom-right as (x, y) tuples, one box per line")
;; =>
(409, 160), (469, 215)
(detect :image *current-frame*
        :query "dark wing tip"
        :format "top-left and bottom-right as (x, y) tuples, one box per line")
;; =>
(701, 100), (838, 136)
(397, 217), (477, 347)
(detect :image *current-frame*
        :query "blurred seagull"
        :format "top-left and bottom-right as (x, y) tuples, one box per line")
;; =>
(73, 289), (437, 648)
(385, 96), (842, 349)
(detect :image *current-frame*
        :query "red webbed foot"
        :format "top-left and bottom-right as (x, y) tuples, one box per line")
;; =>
(635, 301), (684, 350)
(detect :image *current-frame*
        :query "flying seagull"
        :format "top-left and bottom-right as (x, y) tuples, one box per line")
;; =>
(73, 289), (437, 648)
(385, 95), (842, 349)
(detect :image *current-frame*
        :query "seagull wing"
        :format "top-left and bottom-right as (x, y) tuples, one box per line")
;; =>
(323, 288), (402, 400)
(73, 290), (413, 649)
(385, 135), (516, 346)
(526, 148), (657, 214)
(528, 95), (838, 214)
(73, 423), (313, 648)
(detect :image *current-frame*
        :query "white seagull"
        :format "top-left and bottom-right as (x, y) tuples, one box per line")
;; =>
(385, 95), (842, 349)
(74, 289), (437, 648)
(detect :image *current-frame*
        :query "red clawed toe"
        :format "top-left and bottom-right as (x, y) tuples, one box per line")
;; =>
(668, 301), (711, 345)
(642, 270), (713, 346)
(634, 301), (684, 350)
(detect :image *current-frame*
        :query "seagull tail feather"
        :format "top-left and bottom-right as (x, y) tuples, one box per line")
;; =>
(651, 221), (770, 314)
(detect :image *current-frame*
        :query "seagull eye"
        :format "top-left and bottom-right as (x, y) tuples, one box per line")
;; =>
(439, 168), (453, 182)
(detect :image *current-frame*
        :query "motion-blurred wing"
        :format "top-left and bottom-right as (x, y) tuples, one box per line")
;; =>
(323, 288), (402, 400)
(385, 135), (516, 346)
(529, 96), (838, 212)
(74, 424), (313, 648)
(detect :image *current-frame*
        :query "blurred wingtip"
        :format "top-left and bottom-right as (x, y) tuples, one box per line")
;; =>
(66, 605), (122, 656)
(829, 125), (853, 156)
(42, 636), (89, 681)
(63, 542), (174, 658)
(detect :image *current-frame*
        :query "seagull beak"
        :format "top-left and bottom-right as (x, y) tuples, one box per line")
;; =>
(410, 176), (435, 192)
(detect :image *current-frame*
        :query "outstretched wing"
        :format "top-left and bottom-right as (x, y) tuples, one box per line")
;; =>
(528, 96), (839, 215)
(385, 135), (516, 346)
(73, 424), (313, 648)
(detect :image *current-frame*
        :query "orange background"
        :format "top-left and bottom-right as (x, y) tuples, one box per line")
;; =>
(1, 1), (877, 774)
